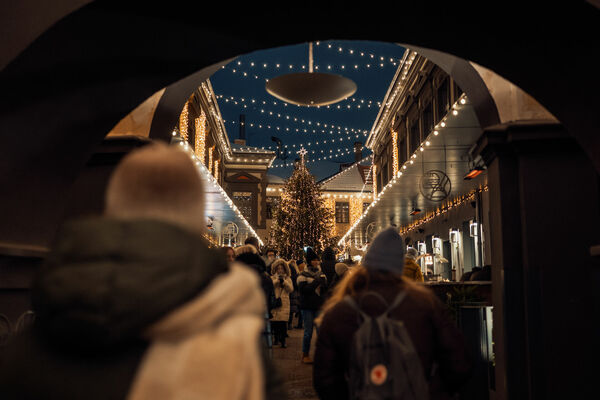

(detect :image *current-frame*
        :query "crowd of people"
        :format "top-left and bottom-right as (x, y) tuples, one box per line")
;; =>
(0, 144), (473, 399)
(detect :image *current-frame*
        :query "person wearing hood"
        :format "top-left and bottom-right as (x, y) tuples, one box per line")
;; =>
(313, 227), (471, 399)
(270, 259), (293, 348)
(264, 248), (277, 275)
(404, 247), (425, 282)
(297, 247), (327, 364)
(0, 144), (284, 400)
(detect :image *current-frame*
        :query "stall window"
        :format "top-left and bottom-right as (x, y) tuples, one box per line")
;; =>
(335, 202), (349, 224)
(382, 161), (389, 187)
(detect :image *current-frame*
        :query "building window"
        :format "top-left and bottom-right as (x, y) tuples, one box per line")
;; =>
(422, 102), (434, 137)
(398, 123), (407, 166)
(233, 192), (253, 223)
(335, 202), (349, 224)
(382, 161), (389, 187)
(437, 79), (449, 122)
(409, 120), (420, 154)
(363, 202), (371, 212)
(266, 196), (279, 219)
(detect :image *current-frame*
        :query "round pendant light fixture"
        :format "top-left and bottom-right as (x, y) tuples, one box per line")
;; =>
(265, 42), (357, 107)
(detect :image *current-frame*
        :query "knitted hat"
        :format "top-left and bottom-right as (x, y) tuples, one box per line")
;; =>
(305, 247), (320, 263)
(105, 143), (205, 234)
(335, 262), (349, 276)
(362, 227), (405, 273)
(405, 247), (418, 260)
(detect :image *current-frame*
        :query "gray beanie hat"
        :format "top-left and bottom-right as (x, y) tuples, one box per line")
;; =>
(363, 227), (405, 273)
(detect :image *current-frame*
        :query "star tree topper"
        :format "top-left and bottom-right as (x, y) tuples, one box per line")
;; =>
(297, 147), (308, 165)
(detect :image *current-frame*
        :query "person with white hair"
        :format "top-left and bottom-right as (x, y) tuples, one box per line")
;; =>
(0, 143), (284, 400)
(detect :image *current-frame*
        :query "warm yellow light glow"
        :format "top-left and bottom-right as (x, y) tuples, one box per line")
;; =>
(391, 127), (399, 175)
(195, 110), (207, 163)
(208, 146), (215, 173)
(349, 197), (363, 225)
(179, 102), (189, 142)
(372, 164), (377, 200)
(214, 159), (220, 181)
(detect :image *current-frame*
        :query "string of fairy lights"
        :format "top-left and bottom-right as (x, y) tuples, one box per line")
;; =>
(224, 116), (368, 135)
(269, 147), (360, 168)
(221, 43), (403, 81)
(214, 41), (404, 174)
(216, 94), (382, 110)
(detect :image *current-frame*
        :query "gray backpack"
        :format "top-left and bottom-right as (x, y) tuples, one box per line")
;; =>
(344, 292), (429, 400)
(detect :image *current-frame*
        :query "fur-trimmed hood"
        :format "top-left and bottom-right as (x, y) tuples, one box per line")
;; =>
(270, 259), (290, 277)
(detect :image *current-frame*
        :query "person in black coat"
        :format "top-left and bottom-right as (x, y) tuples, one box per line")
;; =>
(235, 244), (276, 349)
(297, 247), (327, 364)
(320, 247), (337, 289)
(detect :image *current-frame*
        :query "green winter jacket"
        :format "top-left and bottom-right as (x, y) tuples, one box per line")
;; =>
(0, 218), (285, 400)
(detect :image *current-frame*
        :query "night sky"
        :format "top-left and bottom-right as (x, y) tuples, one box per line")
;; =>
(210, 40), (406, 181)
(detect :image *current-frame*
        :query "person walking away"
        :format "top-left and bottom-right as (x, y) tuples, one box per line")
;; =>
(270, 259), (293, 348)
(404, 247), (425, 282)
(314, 227), (471, 400)
(329, 262), (350, 291)
(321, 247), (337, 289)
(235, 244), (276, 349)
(0, 144), (284, 400)
(287, 260), (300, 330)
(297, 247), (327, 364)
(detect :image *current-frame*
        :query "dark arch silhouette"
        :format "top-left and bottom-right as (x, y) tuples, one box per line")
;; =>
(0, 1), (598, 246)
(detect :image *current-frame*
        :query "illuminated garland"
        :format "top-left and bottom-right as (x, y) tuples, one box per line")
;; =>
(391, 126), (399, 176)
(372, 164), (377, 200)
(195, 110), (206, 163)
(349, 197), (363, 225)
(179, 102), (189, 142)
(399, 185), (489, 234)
(208, 145), (215, 173)
(323, 197), (337, 237)
(214, 159), (220, 181)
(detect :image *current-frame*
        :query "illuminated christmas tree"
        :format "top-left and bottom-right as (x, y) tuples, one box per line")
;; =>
(270, 148), (336, 259)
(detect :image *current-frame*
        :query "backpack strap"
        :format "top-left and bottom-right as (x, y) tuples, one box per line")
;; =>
(384, 291), (407, 316)
(343, 295), (370, 321)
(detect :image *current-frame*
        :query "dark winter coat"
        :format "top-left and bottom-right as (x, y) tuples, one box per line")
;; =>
(314, 275), (472, 400)
(297, 267), (327, 310)
(321, 247), (337, 288)
(0, 218), (285, 400)
(236, 252), (276, 312)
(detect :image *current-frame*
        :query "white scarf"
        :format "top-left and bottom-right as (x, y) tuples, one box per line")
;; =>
(128, 263), (266, 400)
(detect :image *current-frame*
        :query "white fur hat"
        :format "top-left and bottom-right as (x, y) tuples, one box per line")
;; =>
(234, 244), (258, 256)
(105, 143), (205, 234)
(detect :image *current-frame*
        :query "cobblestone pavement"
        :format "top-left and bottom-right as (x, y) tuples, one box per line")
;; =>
(271, 325), (319, 400)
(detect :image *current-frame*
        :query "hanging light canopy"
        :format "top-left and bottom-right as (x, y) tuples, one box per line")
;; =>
(265, 42), (357, 107)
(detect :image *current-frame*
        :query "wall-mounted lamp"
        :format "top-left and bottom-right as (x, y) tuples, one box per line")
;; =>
(464, 167), (485, 180)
